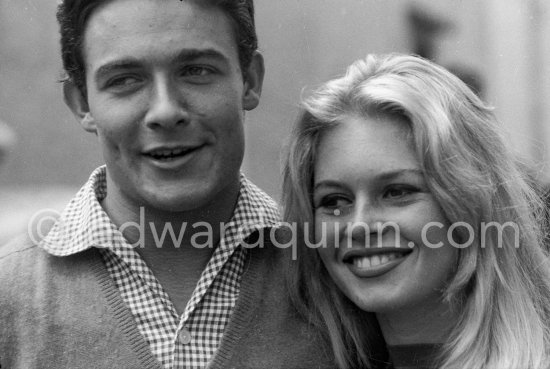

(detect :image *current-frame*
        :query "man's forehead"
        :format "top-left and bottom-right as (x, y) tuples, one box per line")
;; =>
(80, 0), (239, 73)
(83, 0), (219, 27)
(86, 0), (213, 33)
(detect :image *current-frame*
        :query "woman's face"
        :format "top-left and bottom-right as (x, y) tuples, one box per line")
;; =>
(313, 114), (458, 315)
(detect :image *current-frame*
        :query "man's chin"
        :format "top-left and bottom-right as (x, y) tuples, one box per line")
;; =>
(143, 192), (213, 214)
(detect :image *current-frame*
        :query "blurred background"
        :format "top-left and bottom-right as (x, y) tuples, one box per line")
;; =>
(1, 0), (549, 243)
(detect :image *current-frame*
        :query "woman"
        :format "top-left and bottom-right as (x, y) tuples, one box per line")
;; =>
(282, 54), (550, 369)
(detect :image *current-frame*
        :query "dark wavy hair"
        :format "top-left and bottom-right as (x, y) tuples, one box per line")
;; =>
(57, 0), (258, 97)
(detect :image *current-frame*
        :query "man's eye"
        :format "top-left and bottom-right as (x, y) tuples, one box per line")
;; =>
(182, 66), (213, 77)
(105, 76), (141, 89)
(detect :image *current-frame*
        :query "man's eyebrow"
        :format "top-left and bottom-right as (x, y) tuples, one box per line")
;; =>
(171, 48), (230, 64)
(93, 48), (231, 82)
(94, 59), (141, 82)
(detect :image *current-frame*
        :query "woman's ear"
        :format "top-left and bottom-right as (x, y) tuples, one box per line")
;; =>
(242, 51), (265, 111)
(63, 81), (96, 133)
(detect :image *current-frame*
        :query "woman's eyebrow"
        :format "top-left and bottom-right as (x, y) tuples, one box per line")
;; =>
(376, 168), (423, 181)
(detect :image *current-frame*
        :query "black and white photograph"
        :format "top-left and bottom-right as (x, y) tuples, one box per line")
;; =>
(1, 1), (550, 368)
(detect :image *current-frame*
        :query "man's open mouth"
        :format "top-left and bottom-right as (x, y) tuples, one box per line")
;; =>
(144, 146), (200, 161)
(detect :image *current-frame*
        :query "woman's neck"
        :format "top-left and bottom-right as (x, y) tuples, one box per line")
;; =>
(376, 299), (457, 346)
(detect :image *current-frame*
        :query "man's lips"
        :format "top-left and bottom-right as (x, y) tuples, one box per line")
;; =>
(142, 144), (204, 160)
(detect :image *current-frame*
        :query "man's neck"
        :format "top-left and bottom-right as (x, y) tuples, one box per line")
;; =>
(99, 174), (242, 314)
(100, 176), (241, 252)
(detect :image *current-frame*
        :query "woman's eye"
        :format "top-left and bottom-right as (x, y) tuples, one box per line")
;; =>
(316, 196), (351, 216)
(384, 186), (416, 199)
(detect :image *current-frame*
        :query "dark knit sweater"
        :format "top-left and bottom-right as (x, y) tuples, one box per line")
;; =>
(0, 234), (334, 369)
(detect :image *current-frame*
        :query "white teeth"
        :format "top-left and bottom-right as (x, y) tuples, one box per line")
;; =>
(351, 252), (405, 269)
(355, 257), (371, 268)
(150, 148), (188, 158)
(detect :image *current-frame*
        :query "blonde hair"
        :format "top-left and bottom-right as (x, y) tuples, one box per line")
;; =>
(282, 53), (550, 369)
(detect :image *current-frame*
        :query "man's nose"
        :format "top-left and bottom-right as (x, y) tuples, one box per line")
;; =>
(144, 76), (189, 129)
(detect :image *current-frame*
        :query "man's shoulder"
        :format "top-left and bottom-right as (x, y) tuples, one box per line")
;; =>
(0, 234), (44, 303)
(242, 226), (294, 272)
(0, 232), (39, 261)
(0, 230), (101, 306)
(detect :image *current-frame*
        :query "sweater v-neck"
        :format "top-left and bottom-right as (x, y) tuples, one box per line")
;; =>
(1, 233), (336, 369)
(87, 248), (163, 368)
(88, 243), (268, 369)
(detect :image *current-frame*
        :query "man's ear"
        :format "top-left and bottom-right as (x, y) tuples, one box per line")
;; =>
(63, 81), (96, 133)
(242, 51), (265, 111)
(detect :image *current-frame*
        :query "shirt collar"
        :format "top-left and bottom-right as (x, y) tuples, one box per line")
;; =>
(40, 166), (280, 256)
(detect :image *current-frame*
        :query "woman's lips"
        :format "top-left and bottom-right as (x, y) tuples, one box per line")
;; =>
(343, 247), (413, 278)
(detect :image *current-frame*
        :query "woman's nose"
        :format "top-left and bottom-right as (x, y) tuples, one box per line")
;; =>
(343, 201), (386, 244)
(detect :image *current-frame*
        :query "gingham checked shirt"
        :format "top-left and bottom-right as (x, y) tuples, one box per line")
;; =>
(40, 166), (280, 369)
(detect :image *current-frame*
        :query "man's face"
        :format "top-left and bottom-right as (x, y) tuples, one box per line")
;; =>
(73, 0), (262, 213)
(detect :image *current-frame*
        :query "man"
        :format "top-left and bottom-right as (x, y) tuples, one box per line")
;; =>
(0, 0), (334, 368)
